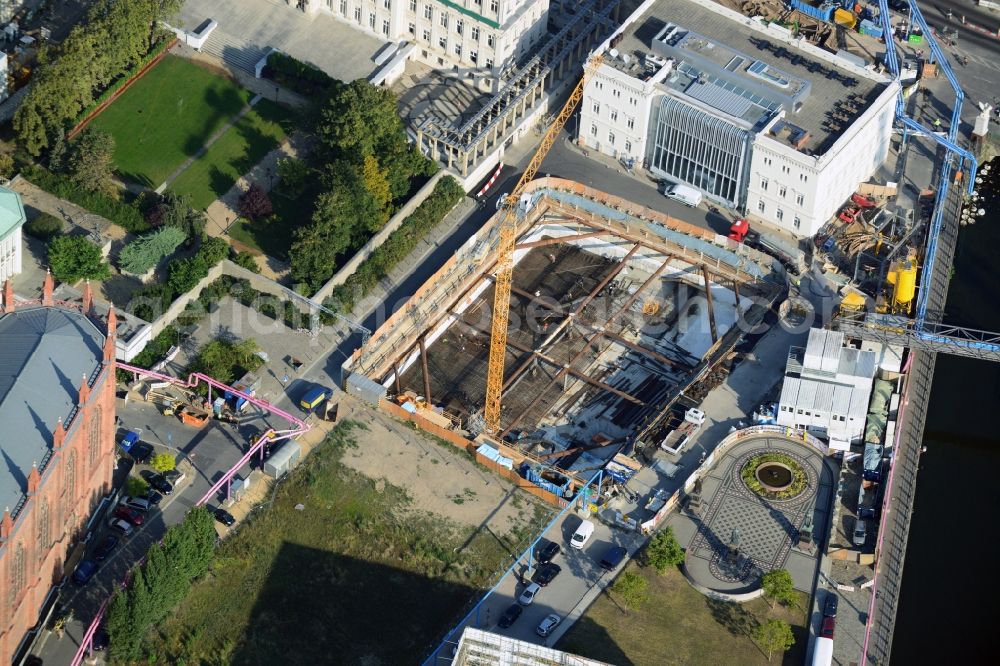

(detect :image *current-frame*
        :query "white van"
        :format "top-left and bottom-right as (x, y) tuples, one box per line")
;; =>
(570, 519), (595, 549)
(664, 183), (703, 207)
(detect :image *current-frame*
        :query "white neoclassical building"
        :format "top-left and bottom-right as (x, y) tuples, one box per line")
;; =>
(578, 0), (899, 237)
(0, 185), (25, 284)
(304, 0), (552, 87)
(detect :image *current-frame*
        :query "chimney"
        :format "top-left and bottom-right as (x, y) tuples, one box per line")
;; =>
(42, 268), (54, 306)
(53, 418), (65, 450)
(27, 464), (40, 495)
(78, 373), (91, 406)
(82, 279), (93, 314)
(2, 279), (12, 312)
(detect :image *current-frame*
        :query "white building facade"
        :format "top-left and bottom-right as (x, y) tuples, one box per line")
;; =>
(578, 0), (899, 237)
(307, 0), (550, 87)
(777, 328), (877, 449)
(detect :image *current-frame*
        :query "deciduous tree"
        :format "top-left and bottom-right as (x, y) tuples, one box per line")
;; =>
(238, 182), (273, 221)
(150, 453), (176, 473)
(761, 569), (796, 609)
(645, 527), (686, 574)
(611, 570), (649, 613)
(66, 129), (117, 196)
(752, 618), (795, 661)
(47, 236), (110, 282)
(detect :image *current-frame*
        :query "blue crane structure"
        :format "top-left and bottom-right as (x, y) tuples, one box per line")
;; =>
(836, 0), (1000, 363)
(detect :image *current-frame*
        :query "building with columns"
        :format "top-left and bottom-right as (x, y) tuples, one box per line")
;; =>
(302, 0), (552, 88)
(0, 275), (118, 664)
(578, 0), (899, 237)
(0, 185), (26, 285)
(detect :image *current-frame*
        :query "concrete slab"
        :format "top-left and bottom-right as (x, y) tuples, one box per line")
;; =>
(177, 0), (384, 82)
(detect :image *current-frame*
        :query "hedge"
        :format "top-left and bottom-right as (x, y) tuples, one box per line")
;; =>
(322, 176), (464, 317)
(21, 164), (148, 233)
(263, 51), (338, 97)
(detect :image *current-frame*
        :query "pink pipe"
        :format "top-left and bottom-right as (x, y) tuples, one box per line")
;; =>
(69, 598), (108, 666)
(115, 363), (312, 505)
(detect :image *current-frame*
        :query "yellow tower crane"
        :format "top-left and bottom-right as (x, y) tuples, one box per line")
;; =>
(483, 54), (603, 434)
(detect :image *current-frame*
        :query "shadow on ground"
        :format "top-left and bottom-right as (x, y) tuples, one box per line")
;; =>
(555, 615), (635, 666)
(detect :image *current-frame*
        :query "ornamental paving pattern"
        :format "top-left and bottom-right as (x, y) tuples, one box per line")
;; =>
(670, 434), (837, 594)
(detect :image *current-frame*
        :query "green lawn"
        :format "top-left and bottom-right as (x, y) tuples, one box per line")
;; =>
(169, 99), (295, 211)
(88, 55), (252, 187)
(143, 422), (550, 664)
(558, 563), (810, 666)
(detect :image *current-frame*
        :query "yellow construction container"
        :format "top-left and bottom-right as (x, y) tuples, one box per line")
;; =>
(886, 259), (918, 306)
(833, 8), (857, 29)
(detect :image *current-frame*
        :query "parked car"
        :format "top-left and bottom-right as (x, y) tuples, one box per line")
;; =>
(91, 627), (109, 651)
(537, 541), (560, 564)
(129, 442), (154, 464)
(823, 592), (839, 618)
(852, 518), (867, 547)
(821, 616), (836, 639)
(94, 535), (119, 562)
(143, 472), (173, 495)
(536, 613), (562, 637)
(120, 496), (151, 512)
(570, 519), (595, 549)
(162, 469), (185, 485)
(533, 563), (562, 587)
(144, 490), (163, 507)
(497, 603), (523, 629)
(214, 508), (236, 526)
(109, 518), (134, 537)
(599, 545), (628, 571)
(114, 506), (144, 526)
(518, 582), (541, 605)
(72, 560), (98, 586)
(888, 0), (909, 14)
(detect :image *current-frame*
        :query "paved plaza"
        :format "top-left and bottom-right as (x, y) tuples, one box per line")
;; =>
(177, 0), (385, 82)
(669, 435), (836, 594)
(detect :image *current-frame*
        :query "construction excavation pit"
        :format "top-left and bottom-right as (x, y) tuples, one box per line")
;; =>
(343, 178), (787, 498)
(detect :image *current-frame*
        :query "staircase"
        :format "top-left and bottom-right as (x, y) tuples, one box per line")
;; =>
(199, 28), (268, 76)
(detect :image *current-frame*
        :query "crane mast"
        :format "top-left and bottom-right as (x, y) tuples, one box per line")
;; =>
(483, 55), (603, 434)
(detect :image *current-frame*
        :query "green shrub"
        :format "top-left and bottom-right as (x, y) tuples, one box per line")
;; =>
(125, 476), (149, 497)
(24, 213), (64, 241)
(230, 250), (260, 273)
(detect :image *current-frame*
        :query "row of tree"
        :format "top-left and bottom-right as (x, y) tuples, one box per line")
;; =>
(288, 80), (438, 289)
(106, 507), (217, 662)
(15, 0), (183, 155)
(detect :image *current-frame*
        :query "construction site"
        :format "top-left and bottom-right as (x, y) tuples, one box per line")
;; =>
(344, 178), (786, 499)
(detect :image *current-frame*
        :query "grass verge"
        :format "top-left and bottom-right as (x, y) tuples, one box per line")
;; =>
(557, 563), (809, 666)
(142, 421), (547, 664)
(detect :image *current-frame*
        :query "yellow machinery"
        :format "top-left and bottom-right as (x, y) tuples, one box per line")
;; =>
(483, 55), (602, 434)
(883, 250), (918, 314)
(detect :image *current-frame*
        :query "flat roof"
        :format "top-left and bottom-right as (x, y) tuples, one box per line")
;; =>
(605, 0), (886, 153)
(0, 306), (106, 513)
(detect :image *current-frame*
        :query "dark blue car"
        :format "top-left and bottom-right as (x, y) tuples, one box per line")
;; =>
(73, 560), (98, 586)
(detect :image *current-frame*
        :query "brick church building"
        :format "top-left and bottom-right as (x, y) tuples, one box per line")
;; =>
(0, 273), (118, 663)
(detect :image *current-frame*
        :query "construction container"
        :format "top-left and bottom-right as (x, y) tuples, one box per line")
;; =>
(790, 0), (834, 22)
(833, 8), (857, 29)
(264, 440), (301, 478)
(858, 19), (883, 39)
(886, 258), (917, 306)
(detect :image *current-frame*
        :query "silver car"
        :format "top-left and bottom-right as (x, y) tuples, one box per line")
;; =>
(536, 613), (561, 637)
(518, 582), (540, 605)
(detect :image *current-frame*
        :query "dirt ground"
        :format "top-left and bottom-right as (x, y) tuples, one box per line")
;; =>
(338, 398), (543, 529)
